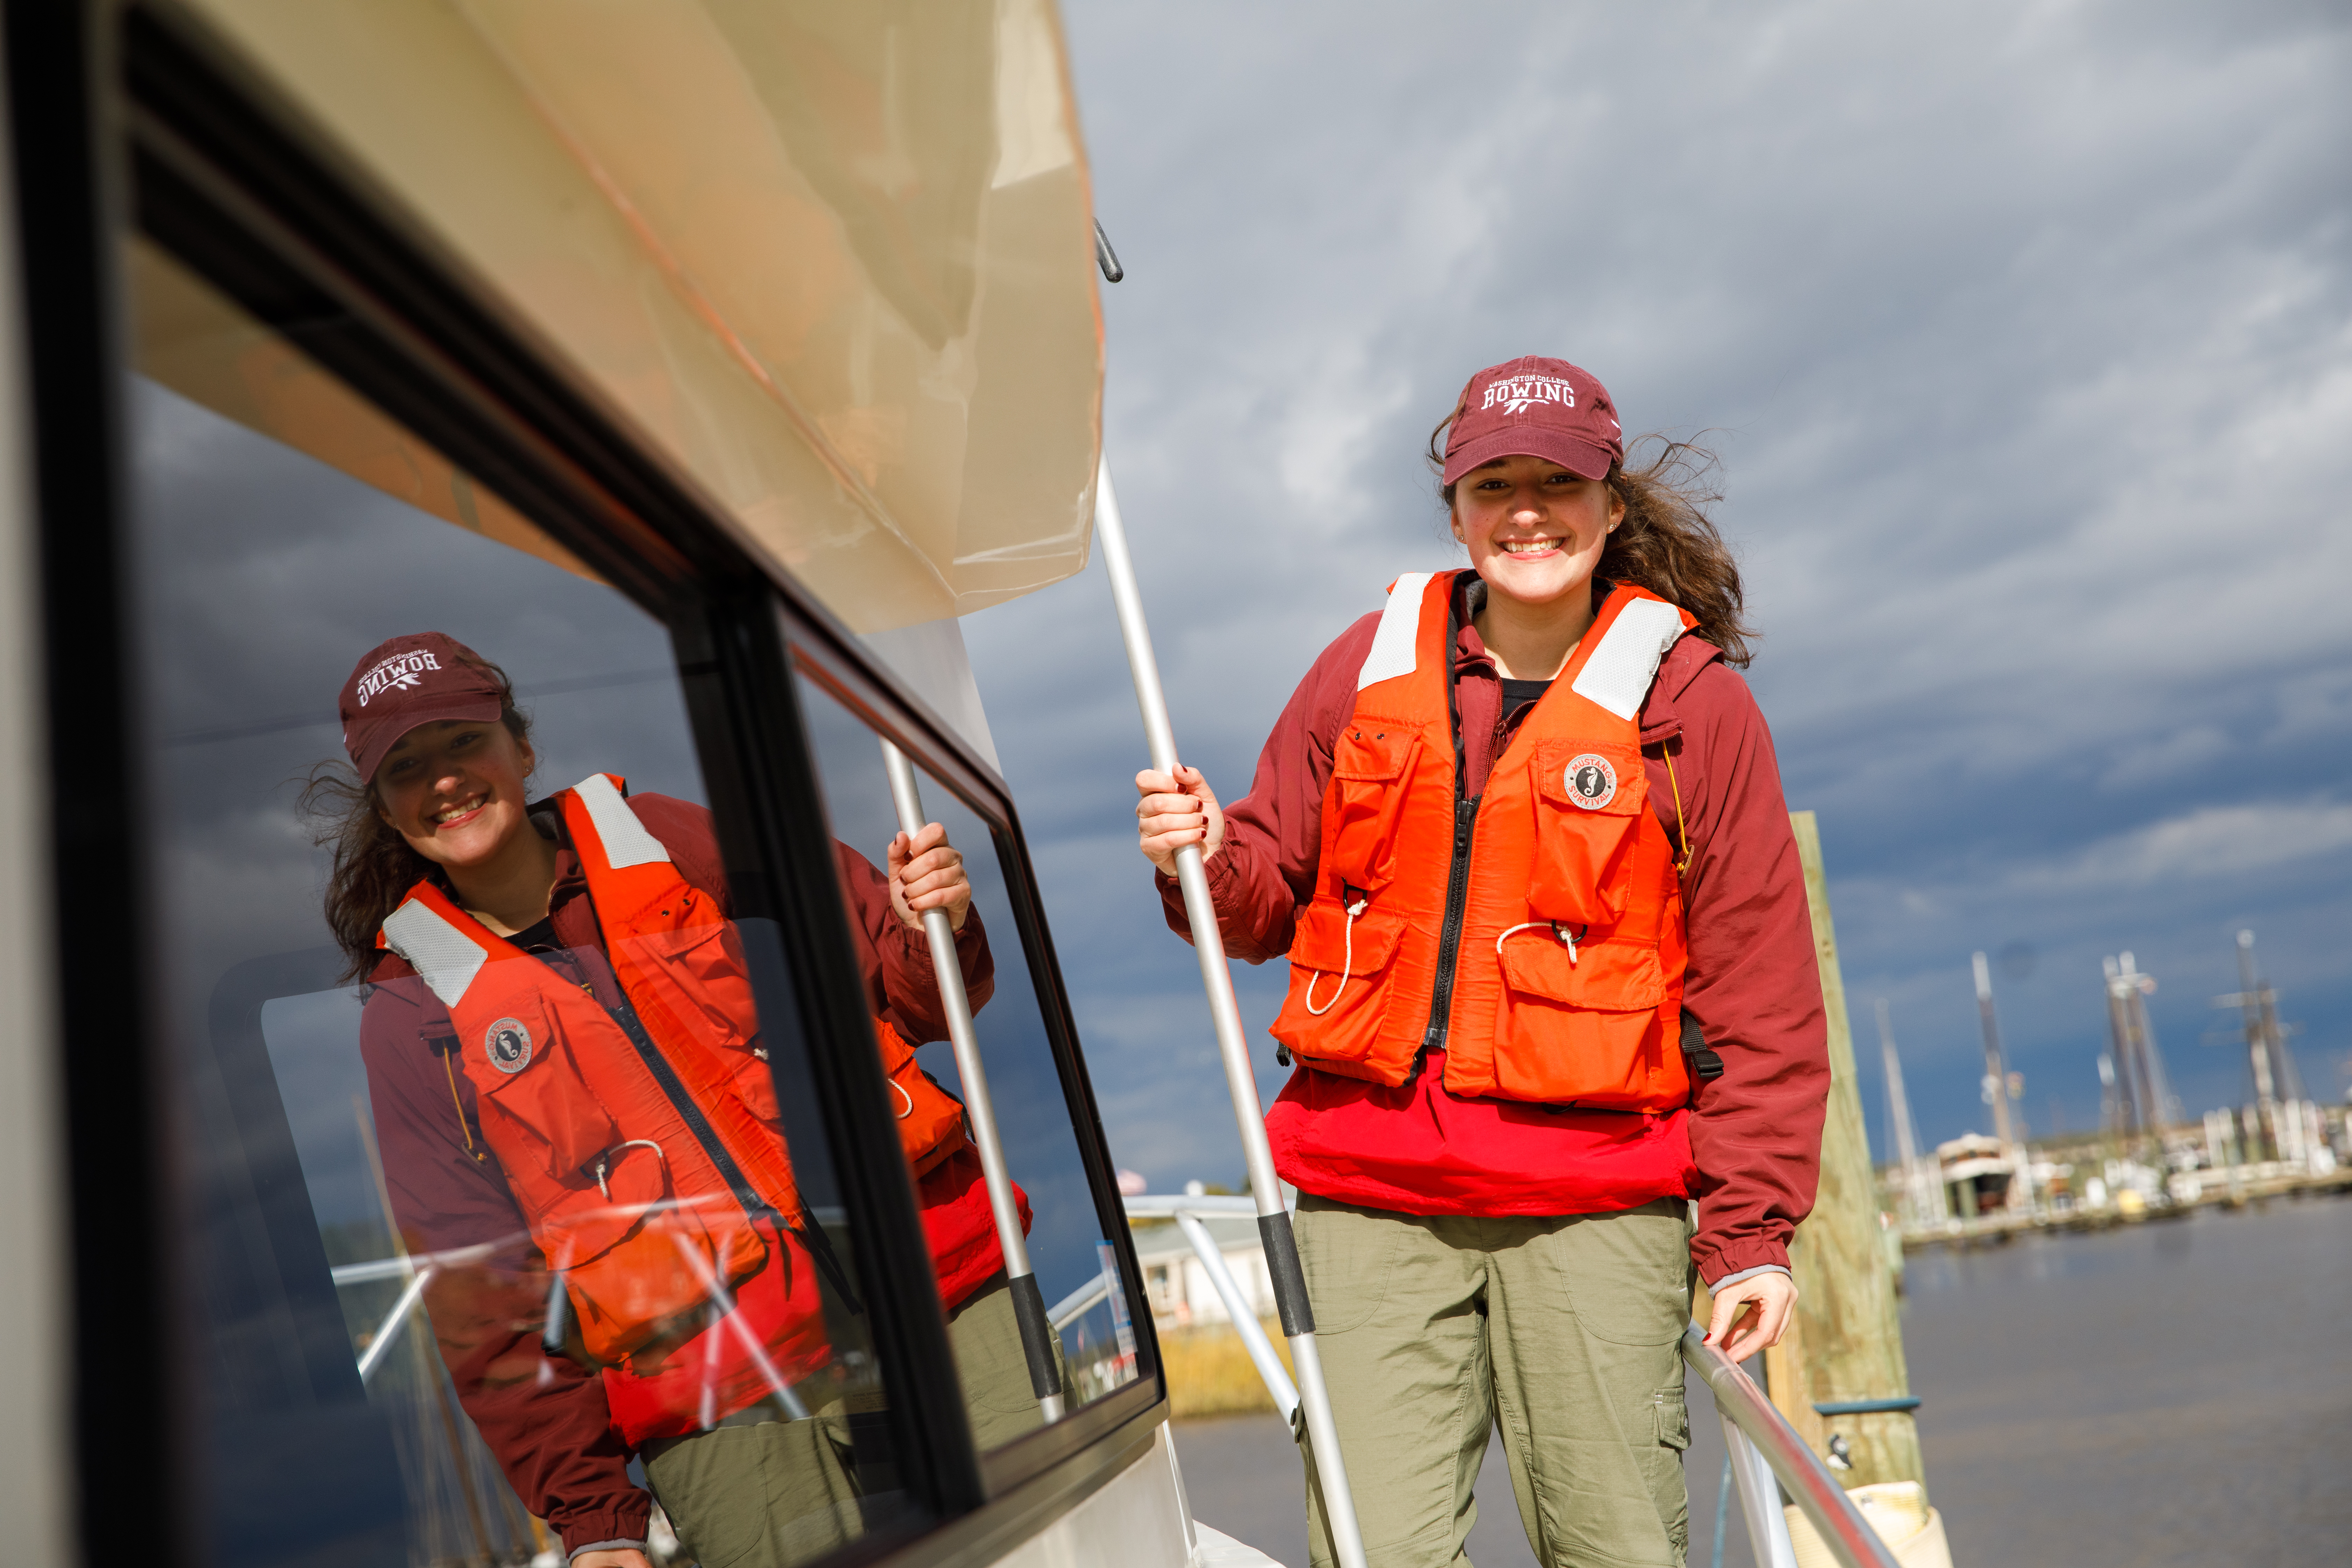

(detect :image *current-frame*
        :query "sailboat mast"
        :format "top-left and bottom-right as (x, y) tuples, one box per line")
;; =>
(1876, 999), (1940, 1225)
(2099, 958), (2134, 1135)
(1970, 952), (2017, 1150)
(1877, 999), (1920, 1170)
(2234, 930), (2278, 1115)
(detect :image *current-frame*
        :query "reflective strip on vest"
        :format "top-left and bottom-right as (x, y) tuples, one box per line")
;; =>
(382, 898), (489, 1009)
(1569, 597), (1688, 720)
(570, 771), (672, 869)
(1357, 571), (1435, 689)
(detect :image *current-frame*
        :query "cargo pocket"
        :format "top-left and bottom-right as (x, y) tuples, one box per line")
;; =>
(1293, 1194), (1400, 1336)
(1491, 934), (1668, 1107)
(1269, 900), (1408, 1074)
(1527, 740), (1646, 927)
(1325, 722), (1422, 892)
(1652, 1384), (1691, 1452)
(1650, 1382), (1693, 1557)
(1558, 1201), (1693, 1348)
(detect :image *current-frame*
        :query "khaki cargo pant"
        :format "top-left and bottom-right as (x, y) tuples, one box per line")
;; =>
(642, 1273), (1061, 1568)
(1295, 1195), (1695, 1568)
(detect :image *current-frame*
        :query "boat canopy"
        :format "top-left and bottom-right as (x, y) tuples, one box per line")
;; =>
(155, 0), (1105, 635)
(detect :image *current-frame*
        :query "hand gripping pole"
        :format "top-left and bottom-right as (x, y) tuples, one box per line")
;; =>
(879, 740), (1065, 1422)
(1094, 458), (1368, 1568)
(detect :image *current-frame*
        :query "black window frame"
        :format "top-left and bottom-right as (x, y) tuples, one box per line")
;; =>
(784, 609), (1168, 1502)
(11, 1), (1172, 1561)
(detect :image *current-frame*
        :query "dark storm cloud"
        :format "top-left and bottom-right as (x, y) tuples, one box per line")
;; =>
(963, 0), (2352, 1181)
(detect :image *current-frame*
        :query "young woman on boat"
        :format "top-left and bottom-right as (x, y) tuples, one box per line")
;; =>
(318, 632), (1042, 1568)
(1134, 356), (1831, 1566)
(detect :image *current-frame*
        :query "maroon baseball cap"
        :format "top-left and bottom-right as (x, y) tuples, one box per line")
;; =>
(339, 632), (504, 782)
(1440, 356), (1625, 486)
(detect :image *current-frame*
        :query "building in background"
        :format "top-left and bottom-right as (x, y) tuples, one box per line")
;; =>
(1134, 1212), (1275, 1330)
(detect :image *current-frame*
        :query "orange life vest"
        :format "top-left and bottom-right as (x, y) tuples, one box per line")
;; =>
(1268, 576), (1695, 1110)
(377, 773), (969, 1366)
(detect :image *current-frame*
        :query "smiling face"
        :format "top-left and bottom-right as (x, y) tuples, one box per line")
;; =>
(373, 718), (538, 874)
(1450, 452), (1625, 612)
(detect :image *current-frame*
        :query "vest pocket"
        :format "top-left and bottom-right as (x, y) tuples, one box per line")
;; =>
(538, 1133), (774, 1368)
(473, 993), (622, 1183)
(566, 1198), (771, 1370)
(614, 923), (780, 1125)
(1527, 740), (1646, 927)
(1491, 934), (1671, 1106)
(874, 1018), (971, 1177)
(1326, 723), (1422, 892)
(1270, 899), (1408, 1071)
(615, 921), (759, 1050)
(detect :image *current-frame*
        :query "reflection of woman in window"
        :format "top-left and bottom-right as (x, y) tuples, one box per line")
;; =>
(312, 632), (1043, 1568)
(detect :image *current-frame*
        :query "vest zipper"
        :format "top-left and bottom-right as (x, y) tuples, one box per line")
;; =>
(590, 984), (867, 1314)
(1421, 793), (1482, 1053)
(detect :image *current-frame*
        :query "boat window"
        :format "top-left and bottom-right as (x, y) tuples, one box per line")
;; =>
(126, 237), (929, 1567)
(791, 669), (1150, 1468)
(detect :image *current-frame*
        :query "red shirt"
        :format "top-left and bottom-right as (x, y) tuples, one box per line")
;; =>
(1160, 578), (1829, 1284)
(360, 793), (994, 1555)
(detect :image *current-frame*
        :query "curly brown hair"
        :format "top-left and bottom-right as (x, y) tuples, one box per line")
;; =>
(1427, 415), (1757, 668)
(301, 650), (534, 981)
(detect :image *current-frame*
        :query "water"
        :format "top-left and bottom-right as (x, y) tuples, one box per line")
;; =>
(1173, 1191), (2352, 1566)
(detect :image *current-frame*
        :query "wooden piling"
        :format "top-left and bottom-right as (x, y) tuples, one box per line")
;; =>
(1782, 812), (1926, 1489)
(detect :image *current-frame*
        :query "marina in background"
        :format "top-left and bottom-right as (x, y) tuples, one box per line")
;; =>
(1881, 930), (2348, 1253)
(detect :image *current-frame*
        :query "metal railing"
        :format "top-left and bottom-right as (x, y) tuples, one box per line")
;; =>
(1133, 1193), (1902, 1568)
(1123, 1194), (1298, 1421)
(1682, 1323), (1902, 1568)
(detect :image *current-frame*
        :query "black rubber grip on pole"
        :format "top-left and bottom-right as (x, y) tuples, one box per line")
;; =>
(1259, 1211), (1316, 1337)
(1008, 1272), (1064, 1399)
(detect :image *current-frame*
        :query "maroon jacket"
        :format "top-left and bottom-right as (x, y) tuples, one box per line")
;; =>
(1160, 577), (1829, 1282)
(360, 793), (991, 1556)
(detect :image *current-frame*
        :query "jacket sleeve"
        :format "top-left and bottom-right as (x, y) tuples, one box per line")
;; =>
(1156, 613), (1380, 963)
(358, 972), (652, 1555)
(1652, 657), (1833, 1283)
(834, 840), (996, 1041)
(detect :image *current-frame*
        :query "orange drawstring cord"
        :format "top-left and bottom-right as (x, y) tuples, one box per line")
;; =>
(1663, 739), (1693, 876)
(443, 1046), (484, 1161)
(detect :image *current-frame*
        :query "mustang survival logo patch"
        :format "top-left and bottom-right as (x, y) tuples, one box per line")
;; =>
(1564, 754), (1618, 810)
(485, 1016), (533, 1074)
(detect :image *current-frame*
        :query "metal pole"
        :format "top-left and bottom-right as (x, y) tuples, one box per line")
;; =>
(1723, 1419), (1801, 1568)
(1093, 457), (1369, 1568)
(1172, 1208), (1300, 1422)
(879, 739), (1065, 1422)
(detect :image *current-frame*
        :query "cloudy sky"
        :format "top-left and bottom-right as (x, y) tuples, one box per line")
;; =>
(960, 0), (2352, 1182)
